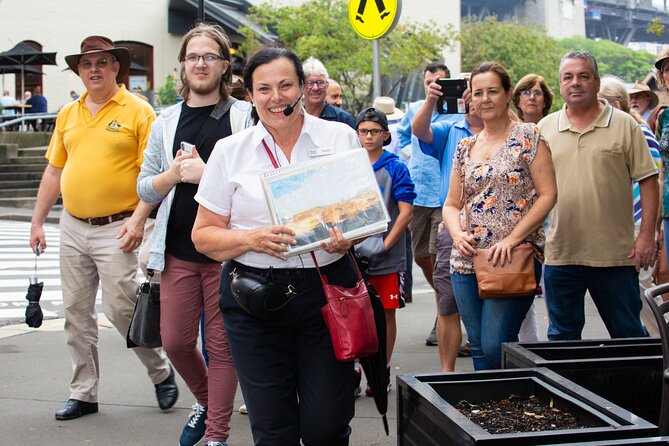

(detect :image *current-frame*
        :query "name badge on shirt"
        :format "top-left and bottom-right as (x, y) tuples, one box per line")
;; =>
(309, 146), (335, 157)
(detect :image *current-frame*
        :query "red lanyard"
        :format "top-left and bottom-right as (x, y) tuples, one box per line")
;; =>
(261, 140), (280, 169)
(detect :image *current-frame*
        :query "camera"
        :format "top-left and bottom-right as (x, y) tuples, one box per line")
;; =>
(436, 78), (469, 114)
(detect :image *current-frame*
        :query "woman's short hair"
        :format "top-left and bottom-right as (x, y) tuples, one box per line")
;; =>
(512, 74), (554, 120)
(598, 75), (647, 125)
(598, 75), (630, 113)
(177, 22), (232, 101)
(243, 47), (305, 92)
(243, 47), (305, 124)
(470, 61), (512, 93)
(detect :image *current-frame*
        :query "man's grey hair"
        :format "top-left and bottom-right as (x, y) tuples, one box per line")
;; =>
(559, 51), (599, 79)
(302, 57), (329, 79)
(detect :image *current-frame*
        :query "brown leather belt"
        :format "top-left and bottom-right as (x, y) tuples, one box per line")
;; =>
(72, 210), (134, 226)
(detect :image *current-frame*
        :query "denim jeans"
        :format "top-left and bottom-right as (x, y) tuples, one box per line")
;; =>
(544, 264), (646, 340)
(451, 260), (540, 370)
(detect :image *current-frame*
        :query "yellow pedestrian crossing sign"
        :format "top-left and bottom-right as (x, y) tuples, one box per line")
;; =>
(348, 0), (401, 40)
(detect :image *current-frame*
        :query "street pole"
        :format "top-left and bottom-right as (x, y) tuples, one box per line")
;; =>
(198, 0), (205, 21)
(372, 39), (381, 99)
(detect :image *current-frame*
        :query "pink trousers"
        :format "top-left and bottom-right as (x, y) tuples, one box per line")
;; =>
(160, 254), (237, 442)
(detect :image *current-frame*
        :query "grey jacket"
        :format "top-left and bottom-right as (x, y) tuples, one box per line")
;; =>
(137, 100), (252, 271)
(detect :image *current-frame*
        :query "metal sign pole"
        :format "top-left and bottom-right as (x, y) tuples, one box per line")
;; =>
(372, 39), (381, 99)
(348, 0), (401, 101)
(198, 0), (205, 21)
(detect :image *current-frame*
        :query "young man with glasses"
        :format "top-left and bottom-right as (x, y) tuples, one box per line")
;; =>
(302, 56), (355, 128)
(137, 23), (251, 446)
(30, 35), (177, 422)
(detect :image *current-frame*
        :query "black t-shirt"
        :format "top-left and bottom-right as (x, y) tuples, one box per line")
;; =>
(166, 102), (232, 263)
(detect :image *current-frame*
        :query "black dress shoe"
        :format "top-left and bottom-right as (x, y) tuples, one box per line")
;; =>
(155, 366), (178, 410)
(55, 399), (98, 420)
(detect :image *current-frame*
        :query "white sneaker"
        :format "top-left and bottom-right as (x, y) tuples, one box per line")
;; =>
(238, 404), (248, 415)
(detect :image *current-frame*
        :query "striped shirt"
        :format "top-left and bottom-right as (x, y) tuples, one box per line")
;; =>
(634, 124), (661, 224)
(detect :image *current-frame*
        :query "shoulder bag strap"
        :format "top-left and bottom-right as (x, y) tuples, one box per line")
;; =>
(460, 143), (472, 236)
(194, 96), (236, 150)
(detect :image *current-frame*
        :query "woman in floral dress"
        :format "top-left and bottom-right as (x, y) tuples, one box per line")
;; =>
(443, 62), (557, 370)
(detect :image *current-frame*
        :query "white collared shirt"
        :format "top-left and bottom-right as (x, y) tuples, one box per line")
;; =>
(195, 112), (361, 268)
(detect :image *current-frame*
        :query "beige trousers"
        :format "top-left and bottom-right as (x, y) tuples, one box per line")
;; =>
(59, 211), (170, 403)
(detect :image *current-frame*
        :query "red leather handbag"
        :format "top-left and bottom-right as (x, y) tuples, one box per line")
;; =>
(311, 252), (378, 362)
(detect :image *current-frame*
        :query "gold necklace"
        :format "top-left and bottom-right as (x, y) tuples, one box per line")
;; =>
(481, 123), (510, 160)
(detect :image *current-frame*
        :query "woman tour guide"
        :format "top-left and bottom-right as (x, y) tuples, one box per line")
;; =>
(191, 47), (362, 445)
(442, 62), (557, 370)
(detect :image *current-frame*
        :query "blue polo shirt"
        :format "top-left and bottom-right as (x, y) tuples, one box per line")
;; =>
(319, 102), (356, 129)
(418, 115), (472, 205)
(397, 100), (454, 207)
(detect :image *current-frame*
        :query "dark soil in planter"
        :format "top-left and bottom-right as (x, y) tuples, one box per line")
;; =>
(454, 394), (600, 434)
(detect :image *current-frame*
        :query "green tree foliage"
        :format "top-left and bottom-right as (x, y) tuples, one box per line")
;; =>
(460, 16), (562, 102)
(156, 75), (178, 106)
(460, 16), (658, 112)
(647, 18), (665, 37)
(239, 0), (454, 112)
(557, 37), (656, 83)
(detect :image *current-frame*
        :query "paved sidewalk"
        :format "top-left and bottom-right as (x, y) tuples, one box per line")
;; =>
(0, 285), (612, 446)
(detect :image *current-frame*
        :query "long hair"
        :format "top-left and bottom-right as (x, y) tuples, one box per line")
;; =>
(177, 22), (232, 102)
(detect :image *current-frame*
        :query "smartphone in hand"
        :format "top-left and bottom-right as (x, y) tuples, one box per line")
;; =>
(180, 141), (194, 155)
(436, 78), (468, 114)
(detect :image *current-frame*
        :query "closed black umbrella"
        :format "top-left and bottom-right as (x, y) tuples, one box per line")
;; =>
(355, 254), (390, 435)
(25, 243), (44, 328)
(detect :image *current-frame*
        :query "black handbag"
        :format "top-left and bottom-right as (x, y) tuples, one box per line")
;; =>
(127, 269), (162, 348)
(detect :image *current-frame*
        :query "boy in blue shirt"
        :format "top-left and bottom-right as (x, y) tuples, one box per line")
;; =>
(355, 107), (416, 395)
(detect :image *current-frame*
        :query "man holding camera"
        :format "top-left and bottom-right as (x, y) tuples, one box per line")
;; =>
(396, 62), (452, 343)
(29, 35), (177, 421)
(411, 77), (483, 371)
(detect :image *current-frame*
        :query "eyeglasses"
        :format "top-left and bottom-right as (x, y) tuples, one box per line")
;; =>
(306, 80), (329, 89)
(78, 58), (112, 70)
(356, 128), (385, 136)
(184, 53), (225, 64)
(520, 90), (544, 98)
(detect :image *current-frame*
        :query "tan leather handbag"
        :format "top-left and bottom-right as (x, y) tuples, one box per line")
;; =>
(472, 244), (536, 298)
(461, 155), (537, 299)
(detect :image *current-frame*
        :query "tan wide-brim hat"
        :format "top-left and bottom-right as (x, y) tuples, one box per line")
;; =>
(372, 96), (404, 121)
(65, 35), (130, 82)
(628, 81), (659, 110)
(655, 49), (669, 71)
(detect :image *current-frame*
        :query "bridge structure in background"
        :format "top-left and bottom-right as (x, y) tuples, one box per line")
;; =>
(584, 0), (669, 45)
(461, 0), (669, 45)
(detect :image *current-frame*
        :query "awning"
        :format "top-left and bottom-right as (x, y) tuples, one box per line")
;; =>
(169, 0), (277, 44)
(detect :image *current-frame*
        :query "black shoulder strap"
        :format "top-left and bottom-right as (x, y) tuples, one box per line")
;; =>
(194, 96), (237, 150)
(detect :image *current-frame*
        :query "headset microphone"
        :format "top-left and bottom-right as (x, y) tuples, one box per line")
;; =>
(283, 94), (303, 116)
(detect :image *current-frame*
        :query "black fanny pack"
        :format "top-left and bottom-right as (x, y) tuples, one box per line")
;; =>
(229, 267), (296, 320)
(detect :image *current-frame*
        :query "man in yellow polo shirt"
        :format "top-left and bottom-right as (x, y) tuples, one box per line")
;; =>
(538, 51), (659, 341)
(29, 36), (177, 421)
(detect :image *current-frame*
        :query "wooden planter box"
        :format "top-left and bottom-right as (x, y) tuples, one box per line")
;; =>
(397, 368), (657, 446)
(502, 338), (663, 425)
